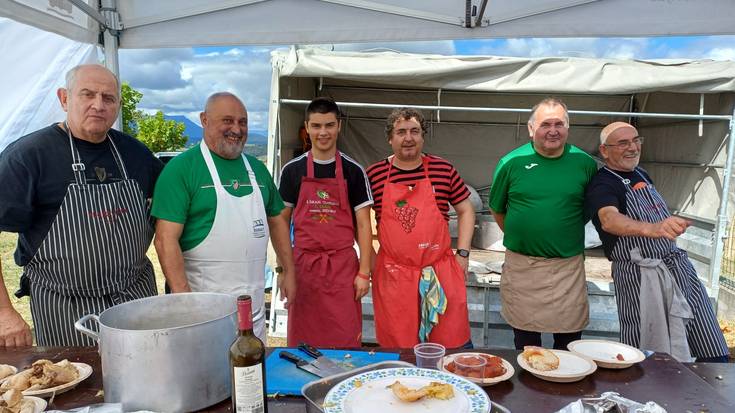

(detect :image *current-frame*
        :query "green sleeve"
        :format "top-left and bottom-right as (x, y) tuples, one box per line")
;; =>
(488, 158), (510, 213)
(151, 156), (191, 224)
(248, 155), (284, 217)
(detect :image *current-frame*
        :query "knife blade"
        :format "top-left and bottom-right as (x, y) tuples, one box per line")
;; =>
(298, 342), (348, 375)
(279, 350), (329, 378)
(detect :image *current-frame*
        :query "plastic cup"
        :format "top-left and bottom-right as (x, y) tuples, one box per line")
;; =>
(454, 354), (487, 379)
(413, 342), (446, 370)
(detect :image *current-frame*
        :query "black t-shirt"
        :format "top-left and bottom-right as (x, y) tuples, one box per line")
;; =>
(584, 167), (653, 259)
(0, 124), (163, 266)
(278, 152), (373, 212)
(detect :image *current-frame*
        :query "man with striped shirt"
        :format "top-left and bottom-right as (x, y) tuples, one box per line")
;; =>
(366, 107), (474, 348)
(586, 121), (728, 362)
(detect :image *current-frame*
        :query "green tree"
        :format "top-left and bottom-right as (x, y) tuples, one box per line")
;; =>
(137, 111), (188, 153)
(120, 82), (188, 152)
(121, 82), (143, 136)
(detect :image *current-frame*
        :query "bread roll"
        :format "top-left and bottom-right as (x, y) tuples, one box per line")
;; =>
(521, 346), (559, 371)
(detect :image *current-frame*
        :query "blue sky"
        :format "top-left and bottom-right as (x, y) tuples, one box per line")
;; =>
(119, 36), (735, 131)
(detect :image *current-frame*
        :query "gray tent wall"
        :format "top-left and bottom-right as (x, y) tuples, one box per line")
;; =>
(268, 49), (735, 302)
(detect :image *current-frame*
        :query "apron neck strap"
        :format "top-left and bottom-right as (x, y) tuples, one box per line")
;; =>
(386, 154), (428, 181)
(64, 122), (129, 184)
(603, 166), (650, 187)
(306, 150), (344, 179)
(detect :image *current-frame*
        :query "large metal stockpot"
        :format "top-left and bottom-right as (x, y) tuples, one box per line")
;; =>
(75, 292), (237, 412)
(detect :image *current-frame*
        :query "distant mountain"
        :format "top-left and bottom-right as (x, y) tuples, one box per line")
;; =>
(163, 115), (268, 147)
(164, 115), (202, 145)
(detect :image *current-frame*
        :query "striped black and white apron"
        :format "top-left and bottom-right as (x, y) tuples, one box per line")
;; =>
(606, 167), (728, 359)
(23, 124), (157, 346)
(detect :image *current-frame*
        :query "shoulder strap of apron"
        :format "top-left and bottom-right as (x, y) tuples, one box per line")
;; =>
(64, 122), (129, 184)
(634, 168), (652, 185)
(199, 142), (226, 193)
(386, 154), (429, 181)
(335, 150), (349, 212)
(106, 135), (129, 180)
(64, 122), (87, 185)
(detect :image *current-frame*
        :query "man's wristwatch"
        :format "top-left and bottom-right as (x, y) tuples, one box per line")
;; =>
(456, 249), (470, 258)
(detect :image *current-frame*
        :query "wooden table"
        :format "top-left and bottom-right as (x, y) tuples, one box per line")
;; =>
(1, 347), (733, 412)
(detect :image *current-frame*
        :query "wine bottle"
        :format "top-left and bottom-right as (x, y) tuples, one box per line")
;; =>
(230, 295), (268, 413)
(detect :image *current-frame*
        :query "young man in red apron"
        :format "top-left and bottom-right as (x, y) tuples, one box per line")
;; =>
(279, 98), (374, 347)
(366, 108), (474, 348)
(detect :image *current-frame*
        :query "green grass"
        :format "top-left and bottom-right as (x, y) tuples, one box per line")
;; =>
(1, 232), (165, 332)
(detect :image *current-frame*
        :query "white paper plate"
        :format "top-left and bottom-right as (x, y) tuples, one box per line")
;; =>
(567, 339), (646, 369)
(440, 353), (514, 386)
(323, 367), (491, 413)
(21, 363), (93, 398)
(517, 350), (596, 383)
(23, 396), (48, 413)
(0, 365), (19, 383)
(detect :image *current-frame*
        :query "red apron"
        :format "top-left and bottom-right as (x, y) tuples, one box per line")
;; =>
(287, 151), (362, 347)
(373, 156), (470, 348)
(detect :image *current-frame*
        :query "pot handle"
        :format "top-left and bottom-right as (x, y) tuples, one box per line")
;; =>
(74, 314), (101, 342)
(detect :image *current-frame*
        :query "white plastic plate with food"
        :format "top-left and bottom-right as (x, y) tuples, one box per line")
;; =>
(567, 339), (646, 369)
(440, 353), (514, 386)
(517, 350), (597, 383)
(22, 363), (93, 398)
(322, 367), (491, 413)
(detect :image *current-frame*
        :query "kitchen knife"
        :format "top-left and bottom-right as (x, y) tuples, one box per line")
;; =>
(298, 342), (349, 375)
(279, 350), (329, 378)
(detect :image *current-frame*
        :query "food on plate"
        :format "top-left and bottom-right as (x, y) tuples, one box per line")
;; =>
(0, 366), (15, 381)
(0, 359), (79, 393)
(387, 380), (454, 402)
(521, 346), (559, 371)
(0, 389), (35, 413)
(445, 354), (507, 379)
(615, 353), (625, 361)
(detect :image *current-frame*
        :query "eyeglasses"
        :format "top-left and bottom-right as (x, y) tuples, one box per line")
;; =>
(604, 136), (644, 149)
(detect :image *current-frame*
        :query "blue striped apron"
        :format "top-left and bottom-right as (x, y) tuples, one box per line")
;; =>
(23, 124), (157, 346)
(606, 167), (728, 358)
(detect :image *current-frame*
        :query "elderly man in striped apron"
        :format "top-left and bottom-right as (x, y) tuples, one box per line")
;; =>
(586, 121), (729, 362)
(0, 64), (162, 347)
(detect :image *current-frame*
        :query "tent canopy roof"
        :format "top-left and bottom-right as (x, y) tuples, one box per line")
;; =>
(275, 48), (735, 95)
(4, 0), (735, 48)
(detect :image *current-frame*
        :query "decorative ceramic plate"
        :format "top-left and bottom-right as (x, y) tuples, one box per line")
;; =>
(21, 363), (93, 398)
(567, 339), (646, 369)
(0, 365), (18, 384)
(440, 353), (514, 386)
(516, 350), (596, 383)
(323, 367), (491, 413)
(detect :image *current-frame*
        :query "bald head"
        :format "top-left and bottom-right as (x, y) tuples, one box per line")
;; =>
(204, 92), (245, 114)
(600, 121), (637, 145)
(65, 64), (119, 92)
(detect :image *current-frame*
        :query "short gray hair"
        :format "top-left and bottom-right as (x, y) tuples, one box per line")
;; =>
(528, 97), (569, 128)
(65, 64), (120, 91)
(204, 92), (245, 113)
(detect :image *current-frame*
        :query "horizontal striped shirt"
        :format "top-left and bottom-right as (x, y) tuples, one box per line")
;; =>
(366, 154), (470, 223)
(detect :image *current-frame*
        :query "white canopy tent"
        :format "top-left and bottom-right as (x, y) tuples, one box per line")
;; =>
(268, 48), (735, 301)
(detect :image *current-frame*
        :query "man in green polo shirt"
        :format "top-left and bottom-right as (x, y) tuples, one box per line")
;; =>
(152, 92), (296, 341)
(489, 97), (597, 350)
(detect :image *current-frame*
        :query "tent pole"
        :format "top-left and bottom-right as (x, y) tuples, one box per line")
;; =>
(709, 106), (735, 309)
(100, 0), (121, 130)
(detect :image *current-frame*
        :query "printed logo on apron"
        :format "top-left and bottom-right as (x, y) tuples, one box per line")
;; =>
(231, 179), (240, 190)
(252, 218), (266, 238)
(394, 199), (418, 233)
(308, 188), (338, 223)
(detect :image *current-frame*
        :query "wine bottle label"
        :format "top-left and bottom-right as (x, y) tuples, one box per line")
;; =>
(233, 364), (265, 413)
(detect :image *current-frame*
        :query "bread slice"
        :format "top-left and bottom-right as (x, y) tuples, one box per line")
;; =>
(522, 346), (560, 371)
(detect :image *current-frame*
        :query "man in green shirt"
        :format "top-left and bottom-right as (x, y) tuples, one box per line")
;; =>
(152, 92), (296, 341)
(489, 97), (597, 350)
